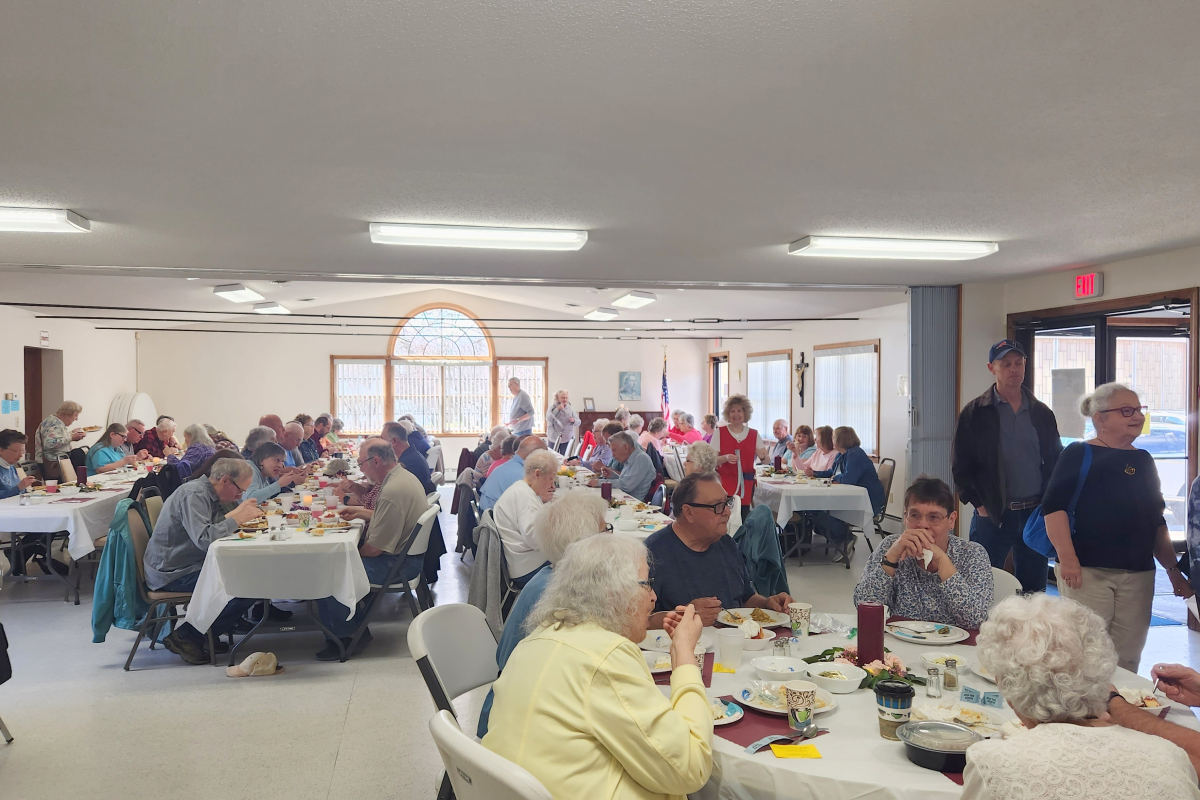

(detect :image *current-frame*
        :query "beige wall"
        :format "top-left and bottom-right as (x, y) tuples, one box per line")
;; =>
(135, 289), (709, 457)
(714, 301), (911, 515)
(0, 305), (138, 440)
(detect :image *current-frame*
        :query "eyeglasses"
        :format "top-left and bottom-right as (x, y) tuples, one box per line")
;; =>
(1097, 405), (1147, 418)
(904, 510), (949, 525)
(684, 497), (736, 514)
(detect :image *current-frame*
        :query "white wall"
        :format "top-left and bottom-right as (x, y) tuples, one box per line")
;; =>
(0, 304), (138, 437)
(135, 289), (709, 456)
(714, 301), (911, 516)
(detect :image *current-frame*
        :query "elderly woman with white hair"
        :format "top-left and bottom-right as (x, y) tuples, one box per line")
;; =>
(165, 423), (217, 480)
(34, 400), (87, 479)
(475, 426), (510, 475)
(477, 491), (610, 737)
(493, 449), (561, 588)
(961, 594), (1200, 799)
(140, 414), (179, 459)
(546, 389), (579, 453)
(683, 440), (718, 476)
(483, 535), (712, 800)
(1043, 382), (1192, 672)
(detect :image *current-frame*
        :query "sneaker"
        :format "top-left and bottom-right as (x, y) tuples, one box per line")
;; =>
(832, 540), (856, 563)
(233, 617), (256, 634)
(163, 631), (208, 665)
(206, 637), (231, 656)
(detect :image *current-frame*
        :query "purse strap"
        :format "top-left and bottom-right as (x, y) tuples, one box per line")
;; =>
(1066, 443), (1093, 517)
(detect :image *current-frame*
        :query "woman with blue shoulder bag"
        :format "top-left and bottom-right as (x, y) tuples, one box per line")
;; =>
(1041, 383), (1191, 672)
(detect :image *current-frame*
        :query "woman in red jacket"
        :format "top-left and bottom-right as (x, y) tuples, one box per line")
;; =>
(709, 394), (759, 509)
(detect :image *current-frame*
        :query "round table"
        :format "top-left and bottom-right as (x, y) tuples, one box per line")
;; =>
(656, 613), (1197, 800)
(753, 477), (875, 531)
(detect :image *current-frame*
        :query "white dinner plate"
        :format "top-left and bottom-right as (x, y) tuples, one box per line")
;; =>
(710, 699), (745, 726)
(643, 651), (673, 675)
(885, 623), (970, 644)
(717, 608), (791, 628)
(735, 685), (837, 716)
(639, 631), (713, 653)
(970, 661), (996, 683)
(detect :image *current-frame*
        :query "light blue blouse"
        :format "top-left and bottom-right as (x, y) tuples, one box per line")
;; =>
(86, 444), (125, 474)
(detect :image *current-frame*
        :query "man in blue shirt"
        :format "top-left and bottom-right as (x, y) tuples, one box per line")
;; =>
(645, 473), (793, 628)
(593, 431), (656, 502)
(480, 436), (547, 511)
(382, 421), (436, 495)
(0, 429), (37, 499)
(506, 377), (535, 437)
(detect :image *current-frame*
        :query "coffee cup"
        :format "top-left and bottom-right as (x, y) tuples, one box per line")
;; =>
(783, 680), (818, 732)
(788, 602), (812, 637)
(874, 679), (916, 740)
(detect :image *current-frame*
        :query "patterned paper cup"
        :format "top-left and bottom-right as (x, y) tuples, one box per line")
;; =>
(296, 510), (312, 528)
(783, 680), (817, 731)
(788, 602), (812, 636)
(693, 645), (707, 671)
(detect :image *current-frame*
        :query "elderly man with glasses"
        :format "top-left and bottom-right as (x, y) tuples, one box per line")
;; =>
(644, 472), (793, 628)
(854, 476), (994, 630)
(121, 419), (151, 460)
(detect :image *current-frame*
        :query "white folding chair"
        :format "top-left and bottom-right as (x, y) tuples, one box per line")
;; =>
(990, 567), (1023, 607)
(430, 710), (553, 800)
(408, 603), (499, 715)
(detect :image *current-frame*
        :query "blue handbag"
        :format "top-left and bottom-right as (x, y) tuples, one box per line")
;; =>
(1022, 443), (1092, 559)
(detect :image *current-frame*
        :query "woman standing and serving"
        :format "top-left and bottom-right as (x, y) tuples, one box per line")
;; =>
(1045, 382), (1192, 672)
(34, 401), (87, 480)
(710, 395), (759, 510)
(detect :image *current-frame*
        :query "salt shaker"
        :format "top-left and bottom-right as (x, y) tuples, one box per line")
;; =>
(943, 658), (960, 691)
(773, 638), (791, 659)
(926, 668), (942, 698)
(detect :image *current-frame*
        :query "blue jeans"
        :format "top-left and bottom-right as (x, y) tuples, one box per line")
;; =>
(969, 508), (1046, 593)
(316, 554), (423, 640)
(158, 571), (255, 642)
(811, 511), (851, 546)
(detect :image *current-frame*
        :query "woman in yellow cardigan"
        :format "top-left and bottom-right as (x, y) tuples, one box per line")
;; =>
(483, 535), (713, 799)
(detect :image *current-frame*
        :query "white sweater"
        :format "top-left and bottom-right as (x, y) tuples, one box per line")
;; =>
(492, 479), (548, 580)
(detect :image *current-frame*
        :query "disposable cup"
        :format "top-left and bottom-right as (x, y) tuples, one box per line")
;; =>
(717, 629), (744, 670)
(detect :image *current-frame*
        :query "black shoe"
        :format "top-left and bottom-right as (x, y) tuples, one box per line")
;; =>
(233, 617), (256, 634)
(206, 638), (230, 656)
(315, 639), (351, 661)
(163, 631), (208, 665)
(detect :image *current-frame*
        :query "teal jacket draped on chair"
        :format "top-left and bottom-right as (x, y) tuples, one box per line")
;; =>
(733, 504), (790, 598)
(91, 499), (152, 642)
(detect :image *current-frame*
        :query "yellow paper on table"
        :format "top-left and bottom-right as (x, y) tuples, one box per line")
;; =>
(770, 743), (821, 759)
(712, 663), (738, 673)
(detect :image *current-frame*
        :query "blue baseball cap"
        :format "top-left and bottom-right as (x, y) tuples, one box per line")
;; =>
(988, 339), (1027, 362)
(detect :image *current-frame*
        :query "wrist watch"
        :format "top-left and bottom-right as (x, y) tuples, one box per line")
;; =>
(1107, 690), (1123, 707)
(881, 556), (900, 569)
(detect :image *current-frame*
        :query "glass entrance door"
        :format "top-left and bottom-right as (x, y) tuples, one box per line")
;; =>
(1032, 325), (1098, 449)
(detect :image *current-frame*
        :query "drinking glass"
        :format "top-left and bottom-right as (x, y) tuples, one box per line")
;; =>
(717, 629), (744, 670)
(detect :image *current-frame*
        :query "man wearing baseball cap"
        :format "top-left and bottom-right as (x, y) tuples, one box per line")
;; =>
(952, 339), (1063, 592)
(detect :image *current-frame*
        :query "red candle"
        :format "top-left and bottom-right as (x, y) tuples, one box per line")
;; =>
(773, 455), (782, 471)
(600, 482), (613, 501)
(857, 602), (885, 666)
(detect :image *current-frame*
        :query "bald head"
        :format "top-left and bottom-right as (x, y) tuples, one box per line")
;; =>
(259, 415), (284, 438)
(280, 421), (303, 449)
(517, 436), (547, 459)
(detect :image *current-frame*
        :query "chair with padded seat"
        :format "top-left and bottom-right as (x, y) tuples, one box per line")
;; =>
(430, 710), (553, 800)
(123, 502), (217, 670)
(143, 494), (164, 529)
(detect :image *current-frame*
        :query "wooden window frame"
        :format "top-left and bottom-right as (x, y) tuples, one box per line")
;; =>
(707, 351), (730, 418)
(496, 356), (550, 435)
(813, 339), (882, 459)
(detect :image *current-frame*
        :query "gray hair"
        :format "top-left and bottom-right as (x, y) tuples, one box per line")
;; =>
(56, 401), (83, 417)
(685, 441), (718, 473)
(977, 594), (1117, 723)
(627, 414), (645, 432)
(525, 535), (648, 640)
(209, 458), (252, 484)
(648, 417), (668, 434)
(183, 423), (214, 448)
(366, 441), (397, 463)
(283, 421), (304, 436)
(523, 449), (560, 478)
(613, 407), (631, 423)
(1079, 382), (1137, 418)
(532, 493), (609, 564)
(244, 426), (276, 452)
(592, 418), (610, 431)
(508, 376), (521, 387)
(157, 416), (177, 433)
(126, 418), (145, 429)
(681, 412), (695, 426)
(490, 428), (511, 449)
(609, 431), (637, 451)
(330, 417), (344, 433)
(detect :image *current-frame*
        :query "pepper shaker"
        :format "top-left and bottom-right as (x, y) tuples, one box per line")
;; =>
(943, 658), (960, 691)
(773, 638), (791, 658)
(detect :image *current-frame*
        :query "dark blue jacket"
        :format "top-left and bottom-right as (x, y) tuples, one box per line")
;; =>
(815, 446), (886, 516)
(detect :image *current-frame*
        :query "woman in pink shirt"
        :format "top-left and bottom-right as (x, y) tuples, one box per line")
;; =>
(668, 412), (703, 444)
(801, 425), (837, 472)
(637, 417), (670, 453)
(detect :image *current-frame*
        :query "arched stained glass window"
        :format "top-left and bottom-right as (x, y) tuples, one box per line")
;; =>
(392, 308), (492, 359)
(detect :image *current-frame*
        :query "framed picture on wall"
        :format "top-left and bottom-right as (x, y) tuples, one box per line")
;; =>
(583, 397), (596, 411)
(618, 371), (641, 401)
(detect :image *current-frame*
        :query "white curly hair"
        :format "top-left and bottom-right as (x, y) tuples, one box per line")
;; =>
(532, 491), (609, 564)
(976, 593), (1117, 722)
(525, 535), (648, 640)
(684, 440), (718, 474)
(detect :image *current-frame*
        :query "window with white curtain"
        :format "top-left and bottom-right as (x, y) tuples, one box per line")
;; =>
(332, 359), (387, 434)
(814, 341), (879, 456)
(747, 351), (792, 441)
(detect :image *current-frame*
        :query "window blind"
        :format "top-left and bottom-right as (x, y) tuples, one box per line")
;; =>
(814, 343), (879, 454)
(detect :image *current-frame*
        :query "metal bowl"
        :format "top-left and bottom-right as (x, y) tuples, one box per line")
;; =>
(896, 720), (983, 772)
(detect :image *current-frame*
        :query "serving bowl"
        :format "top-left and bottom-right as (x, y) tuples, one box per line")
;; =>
(808, 663), (867, 693)
(897, 721), (982, 772)
(750, 656), (808, 682)
(57, 485), (81, 496)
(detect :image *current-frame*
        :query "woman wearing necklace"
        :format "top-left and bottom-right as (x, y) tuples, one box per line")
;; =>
(709, 395), (759, 509)
(1044, 382), (1192, 673)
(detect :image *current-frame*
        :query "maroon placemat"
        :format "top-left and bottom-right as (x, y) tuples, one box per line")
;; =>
(943, 772), (964, 785)
(654, 652), (714, 688)
(888, 616), (979, 646)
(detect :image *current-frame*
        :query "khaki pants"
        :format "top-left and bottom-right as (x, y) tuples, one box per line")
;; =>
(1055, 565), (1155, 673)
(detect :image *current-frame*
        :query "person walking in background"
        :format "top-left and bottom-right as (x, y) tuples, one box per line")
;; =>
(506, 377), (535, 437)
(1044, 382), (1192, 672)
(952, 339), (1062, 592)
(546, 389), (578, 454)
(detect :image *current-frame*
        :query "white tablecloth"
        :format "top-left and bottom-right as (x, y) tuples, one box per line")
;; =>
(754, 479), (875, 532)
(183, 525), (369, 633)
(0, 471), (136, 559)
(670, 613), (1199, 800)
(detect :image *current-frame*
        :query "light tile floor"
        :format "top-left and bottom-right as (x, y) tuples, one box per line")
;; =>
(0, 490), (1196, 799)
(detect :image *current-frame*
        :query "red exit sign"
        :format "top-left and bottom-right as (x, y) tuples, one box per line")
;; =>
(1075, 272), (1104, 300)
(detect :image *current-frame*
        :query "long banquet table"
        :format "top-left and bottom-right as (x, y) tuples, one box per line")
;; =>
(0, 468), (138, 560)
(753, 475), (875, 532)
(657, 613), (1200, 800)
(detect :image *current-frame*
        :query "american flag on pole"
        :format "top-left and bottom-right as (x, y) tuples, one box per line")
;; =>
(660, 352), (670, 422)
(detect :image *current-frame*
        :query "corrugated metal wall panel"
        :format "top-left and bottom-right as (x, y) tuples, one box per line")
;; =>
(909, 286), (959, 486)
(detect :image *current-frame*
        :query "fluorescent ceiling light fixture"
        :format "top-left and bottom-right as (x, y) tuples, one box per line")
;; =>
(369, 222), (587, 251)
(584, 307), (619, 321)
(0, 206), (90, 233)
(252, 301), (290, 315)
(788, 235), (998, 260)
(612, 290), (657, 309)
(212, 284), (264, 303)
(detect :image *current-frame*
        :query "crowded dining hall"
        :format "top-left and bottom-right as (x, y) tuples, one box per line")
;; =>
(4, 4), (1200, 799)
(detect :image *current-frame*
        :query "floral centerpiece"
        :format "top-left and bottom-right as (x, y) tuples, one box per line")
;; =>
(803, 645), (925, 689)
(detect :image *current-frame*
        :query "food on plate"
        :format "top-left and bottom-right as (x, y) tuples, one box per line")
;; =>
(738, 620), (765, 640)
(911, 703), (998, 735)
(1118, 687), (1162, 708)
(817, 670), (849, 680)
(285, 512), (299, 520)
(310, 529), (326, 537)
(724, 610), (747, 624)
(750, 608), (775, 624)
(710, 699), (738, 721)
(237, 530), (257, 539)
(935, 625), (951, 635)
(81, 425), (102, 432)
(556, 468), (576, 478)
(652, 656), (671, 671)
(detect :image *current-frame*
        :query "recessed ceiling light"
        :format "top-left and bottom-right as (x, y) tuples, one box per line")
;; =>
(664, 318), (672, 322)
(368, 222), (587, 251)
(0, 207), (90, 233)
(612, 290), (657, 309)
(584, 307), (619, 321)
(252, 301), (290, 314)
(212, 283), (265, 303)
(788, 235), (998, 260)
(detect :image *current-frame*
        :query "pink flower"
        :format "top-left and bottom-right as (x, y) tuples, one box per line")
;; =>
(862, 660), (887, 675)
(883, 653), (906, 674)
(833, 657), (856, 666)
(840, 646), (859, 663)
